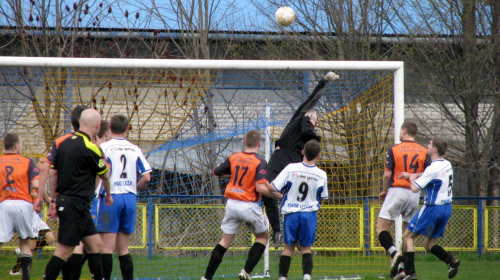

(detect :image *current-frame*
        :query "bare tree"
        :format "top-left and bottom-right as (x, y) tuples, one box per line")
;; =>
(243, 0), (498, 201)
(141, 0), (245, 196)
(0, 0), (189, 155)
(240, 1), (398, 202)
(385, 0), (499, 201)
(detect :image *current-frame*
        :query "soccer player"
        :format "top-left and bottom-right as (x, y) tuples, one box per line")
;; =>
(0, 133), (40, 280)
(96, 114), (152, 280)
(264, 71), (338, 248)
(395, 137), (460, 280)
(33, 104), (90, 280)
(269, 139), (328, 280)
(34, 104), (88, 210)
(201, 130), (283, 280)
(10, 158), (55, 276)
(43, 109), (112, 280)
(376, 121), (430, 278)
(71, 119), (111, 280)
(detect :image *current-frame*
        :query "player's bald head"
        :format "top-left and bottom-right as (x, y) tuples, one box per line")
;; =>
(79, 109), (102, 136)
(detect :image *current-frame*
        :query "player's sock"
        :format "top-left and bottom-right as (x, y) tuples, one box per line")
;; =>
(244, 242), (266, 274)
(44, 255), (66, 280)
(204, 244), (227, 279)
(62, 253), (83, 280)
(403, 252), (416, 275)
(118, 253), (134, 280)
(101, 253), (113, 280)
(34, 239), (48, 250)
(20, 254), (33, 280)
(35, 230), (50, 249)
(279, 255), (292, 277)
(11, 256), (21, 272)
(302, 253), (313, 276)
(70, 254), (83, 280)
(378, 230), (395, 253)
(81, 248), (92, 277)
(87, 253), (103, 280)
(430, 244), (451, 264)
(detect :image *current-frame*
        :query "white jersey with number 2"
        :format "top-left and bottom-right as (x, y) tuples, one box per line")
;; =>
(100, 138), (152, 195)
(271, 162), (328, 215)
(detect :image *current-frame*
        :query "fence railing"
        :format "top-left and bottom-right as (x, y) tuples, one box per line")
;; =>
(143, 195), (500, 259)
(3, 196), (498, 259)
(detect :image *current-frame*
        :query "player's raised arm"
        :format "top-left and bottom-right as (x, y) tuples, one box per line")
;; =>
(291, 71), (339, 120)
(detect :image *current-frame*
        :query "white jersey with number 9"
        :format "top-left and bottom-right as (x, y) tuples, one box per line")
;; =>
(271, 162), (328, 215)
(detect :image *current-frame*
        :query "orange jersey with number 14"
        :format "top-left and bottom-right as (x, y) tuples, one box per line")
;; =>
(385, 140), (430, 189)
(213, 152), (268, 202)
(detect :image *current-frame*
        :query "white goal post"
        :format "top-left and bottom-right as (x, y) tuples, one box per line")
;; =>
(0, 56), (405, 277)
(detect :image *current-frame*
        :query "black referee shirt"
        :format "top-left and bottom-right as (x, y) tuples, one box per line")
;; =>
(47, 131), (108, 201)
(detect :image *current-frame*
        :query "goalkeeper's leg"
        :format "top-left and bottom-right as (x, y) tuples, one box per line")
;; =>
(262, 196), (281, 246)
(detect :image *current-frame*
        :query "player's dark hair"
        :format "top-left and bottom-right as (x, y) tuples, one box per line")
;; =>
(245, 130), (261, 148)
(97, 120), (109, 139)
(401, 121), (418, 137)
(4, 133), (20, 150)
(431, 137), (448, 156)
(304, 139), (321, 161)
(110, 114), (129, 134)
(71, 105), (89, 131)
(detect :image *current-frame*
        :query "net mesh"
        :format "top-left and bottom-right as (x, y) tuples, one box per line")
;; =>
(0, 63), (397, 279)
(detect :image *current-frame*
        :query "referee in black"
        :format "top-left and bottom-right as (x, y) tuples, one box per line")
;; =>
(264, 72), (338, 248)
(43, 109), (112, 280)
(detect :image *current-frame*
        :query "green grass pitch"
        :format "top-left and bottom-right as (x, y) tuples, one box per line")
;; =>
(1, 252), (498, 279)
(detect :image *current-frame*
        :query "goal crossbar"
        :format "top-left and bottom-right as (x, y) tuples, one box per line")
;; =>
(0, 56), (403, 71)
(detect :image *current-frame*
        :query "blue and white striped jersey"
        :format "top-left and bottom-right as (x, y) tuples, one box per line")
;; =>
(414, 158), (453, 206)
(271, 162), (328, 214)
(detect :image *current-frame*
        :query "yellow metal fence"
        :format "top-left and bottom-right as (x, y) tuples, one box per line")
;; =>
(4, 202), (500, 253)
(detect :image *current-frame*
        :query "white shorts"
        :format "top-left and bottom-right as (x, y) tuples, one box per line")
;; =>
(32, 211), (50, 235)
(221, 199), (268, 234)
(379, 187), (420, 223)
(0, 200), (35, 242)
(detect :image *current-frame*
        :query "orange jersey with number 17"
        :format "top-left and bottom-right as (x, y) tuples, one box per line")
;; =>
(213, 152), (268, 202)
(385, 140), (430, 189)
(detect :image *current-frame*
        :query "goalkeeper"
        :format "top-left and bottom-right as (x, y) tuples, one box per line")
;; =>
(264, 71), (338, 248)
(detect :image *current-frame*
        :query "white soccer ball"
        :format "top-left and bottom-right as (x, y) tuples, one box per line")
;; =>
(275, 6), (295, 27)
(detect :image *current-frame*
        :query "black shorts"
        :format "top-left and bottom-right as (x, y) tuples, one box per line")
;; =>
(266, 149), (302, 182)
(56, 195), (97, 246)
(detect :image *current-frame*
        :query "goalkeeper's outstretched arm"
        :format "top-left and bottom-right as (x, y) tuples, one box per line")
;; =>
(291, 71), (339, 120)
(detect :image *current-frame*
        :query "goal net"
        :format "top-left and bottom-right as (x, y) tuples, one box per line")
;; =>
(0, 57), (403, 279)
